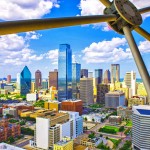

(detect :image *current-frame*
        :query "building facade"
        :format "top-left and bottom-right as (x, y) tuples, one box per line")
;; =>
(58, 44), (72, 101)
(97, 84), (110, 104)
(35, 70), (42, 90)
(80, 78), (93, 105)
(105, 91), (125, 109)
(81, 69), (88, 78)
(132, 105), (150, 150)
(103, 69), (111, 84)
(95, 69), (103, 84)
(72, 63), (81, 99)
(61, 99), (83, 115)
(49, 71), (58, 89)
(7, 75), (11, 83)
(111, 64), (120, 83)
(20, 66), (31, 95)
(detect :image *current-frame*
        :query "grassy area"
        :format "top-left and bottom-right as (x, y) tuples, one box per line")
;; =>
(99, 125), (119, 134)
(126, 120), (132, 126)
(124, 128), (131, 135)
(89, 104), (103, 109)
(109, 138), (121, 148)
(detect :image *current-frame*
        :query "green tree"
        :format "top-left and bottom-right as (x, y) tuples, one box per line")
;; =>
(7, 136), (15, 143)
(84, 117), (87, 121)
(119, 126), (124, 132)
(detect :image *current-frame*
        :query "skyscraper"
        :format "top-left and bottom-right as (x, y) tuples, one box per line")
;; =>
(111, 64), (120, 83)
(124, 71), (136, 96)
(81, 69), (88, 78)
(16, 73), (21, 90)
(35, 70), (42, 90)
(49, 70), (58, 89)
(88, 72), (93, 78)
(20, 66), (31, 95)
(95, 69), (103, 84)
(72, 63), (81, 99)
(58, 44), (72, 101)
(103, 69), (111, 84)
(80, 78), (93, 105)
(7, 75), (11, 83)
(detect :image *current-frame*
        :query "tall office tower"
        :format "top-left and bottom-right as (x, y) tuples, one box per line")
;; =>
(132, 105), (150, 150)
(97, 84), (110, 104)
(61, 99), (83, 115)
(49, 70), (58, 89)
(111, 64), (120, 83)
(16, 73), (21, 90)
(7, 75), (11, 83)
(124, 71), (136, 96)
(80, 78), (93, 105)
(31, 82), (35, 93)
(95, 69), (103, 84)
(72, 63), (81, 99)
(81, 69), (88, 78)
(103, 69), (111, 84)
(58, 44), (72, 101)
(35, 70), (42, 90)
(105, 91), (125, 108)
(20, 66), (31, 95)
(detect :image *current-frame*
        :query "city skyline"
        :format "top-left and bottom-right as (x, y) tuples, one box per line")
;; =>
(0, 0), (149, 78)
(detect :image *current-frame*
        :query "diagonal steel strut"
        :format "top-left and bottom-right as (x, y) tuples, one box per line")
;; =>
(123, 26), (150, 103)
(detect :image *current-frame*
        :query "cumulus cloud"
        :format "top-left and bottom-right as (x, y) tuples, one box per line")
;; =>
(46, 49), (58, 65)
(78, 0), (150, 30)
(0, 34), (44, 65)
(138, 40), (150, 53)
(0, 0), (59, 21)
(82, 37), (132, 63)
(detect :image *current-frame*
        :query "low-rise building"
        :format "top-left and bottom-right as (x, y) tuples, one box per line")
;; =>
(0, 89), (8, 95)
(2, 108), (18, 117)
(44, 101), (61, 111)
(105, 91), (125, 109)
(53, 137), (73, 150)
(117, 106), (132, 119)
(74, 145), (88, 150)
(0, 118), (21, 142)
(26, 93), (38, 102)
(80, 137), (107, 148)
(128, 96), (146, 107)
(109, 115), (121, 125)
(0, 143), (25, 150)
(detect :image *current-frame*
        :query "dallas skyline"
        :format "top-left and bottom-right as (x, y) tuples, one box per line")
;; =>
(0, 0), (149, 78)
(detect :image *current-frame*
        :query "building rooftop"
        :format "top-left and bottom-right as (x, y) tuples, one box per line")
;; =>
(133, 105), (150, 116)
(62, 99), (82, 102)
(74, 145), (87, 150)
(106, 91), (124, 95)
(0, 143), (25, 150)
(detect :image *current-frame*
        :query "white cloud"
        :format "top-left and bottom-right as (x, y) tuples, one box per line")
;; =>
(82, 37), (132, 63)
(138, 40), (150, 53)
(46, 49), (58, 65)
(25, 31), (42, 40)
(78, 0), (150, 30)
(0, 0), (59, 21)
(0, 34), (44, 65)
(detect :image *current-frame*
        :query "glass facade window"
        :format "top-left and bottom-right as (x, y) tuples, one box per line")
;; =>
(95, 69), (103, 84)
(20, 66), (31, 95)
(58, 44), (72, 101)
(72, 63), (81, 99)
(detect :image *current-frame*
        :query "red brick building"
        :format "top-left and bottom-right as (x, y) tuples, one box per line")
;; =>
(61, 100), (83, 115)
(0, 118), (21, 142)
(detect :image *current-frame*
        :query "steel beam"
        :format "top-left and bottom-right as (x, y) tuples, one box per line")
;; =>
(0, 14), (117, 35)
(99, 0), (112, 8)
(139, 7), (150, 14)
(123, 26), (150, 103)
(134, 26), (150, 41)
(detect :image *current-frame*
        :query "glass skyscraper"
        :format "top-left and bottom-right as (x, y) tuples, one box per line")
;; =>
(20, 66), (31, 95)
(111, 64), (120, 83)
(81, 69), (88, 78)
(58, 44), (72, 101)
(72, 63), (81, 99)
(95, 69), (103, 84)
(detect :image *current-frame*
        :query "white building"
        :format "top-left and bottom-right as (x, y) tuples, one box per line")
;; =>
(59, 111), (83, 138)
(16, 73), (21, 90)
(26, 93), (38, 102)
(2, 107), (17, 117)
(123, 71), (136, 97)
(132, 105), (150, 150)
(0, 143), (25, 150)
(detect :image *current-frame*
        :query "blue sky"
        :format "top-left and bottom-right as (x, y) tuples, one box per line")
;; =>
(0, 0), (150, 78)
